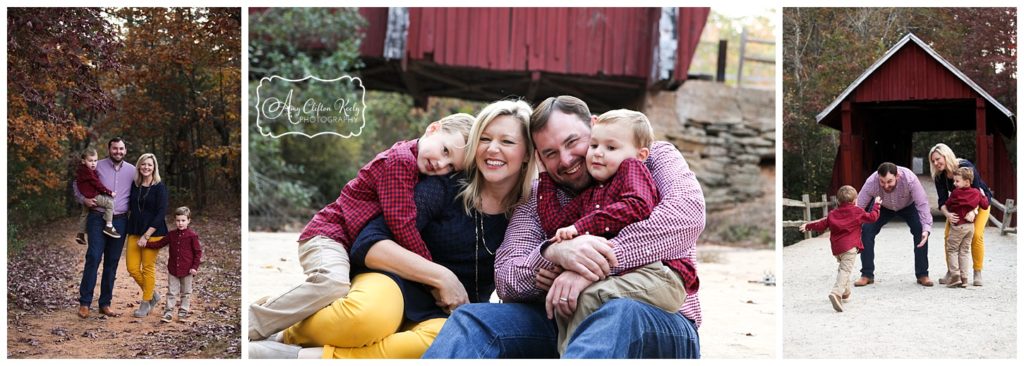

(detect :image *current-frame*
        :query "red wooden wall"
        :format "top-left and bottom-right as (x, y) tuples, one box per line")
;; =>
(852, 43), (977, 102)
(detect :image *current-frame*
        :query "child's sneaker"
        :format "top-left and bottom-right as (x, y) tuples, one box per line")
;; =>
(103, 226), (122, 239)
(76, 233), (87, 245)
(828, 293), (844, 312)
(946, 274), (962, 288)
(161, 311), (173, 323)
(179, 308), (189, 320)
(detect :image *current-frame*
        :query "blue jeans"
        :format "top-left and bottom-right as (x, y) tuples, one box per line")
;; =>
(79, 211), (128, 308)
(860, 203), (928, 279)
(422, 299), (700, 358)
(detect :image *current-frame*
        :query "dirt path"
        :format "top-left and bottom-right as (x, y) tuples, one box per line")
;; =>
(783, 220), (1016, 358)
(247, 233), (776, 358)
(8, 214), (241, 358)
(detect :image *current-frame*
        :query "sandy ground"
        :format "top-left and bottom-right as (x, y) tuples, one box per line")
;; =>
(247, 233), (775, 358)
(783, 220), (1016, 358)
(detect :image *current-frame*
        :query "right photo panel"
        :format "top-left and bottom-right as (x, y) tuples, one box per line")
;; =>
(782, 7), (1017, 358)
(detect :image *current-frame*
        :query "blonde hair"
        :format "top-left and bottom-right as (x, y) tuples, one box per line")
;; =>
(457, 100), (537, 215)
(80, 148), (98, 160)
(837, 185), (857, 204)
(174, 206), (191, 218)
(594, 109), (654, 149)
(133, 153), (162, 186)
(954, 167), (974, 183)
(430, 113), (476, 143)
(928, 143), (960, 179)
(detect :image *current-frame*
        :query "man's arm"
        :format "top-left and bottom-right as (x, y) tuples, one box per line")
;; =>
(907, 173), (933, 233)
(856, 173), (878, 209)
(494, 181), (555, 303)
(605, 142), (704, 273)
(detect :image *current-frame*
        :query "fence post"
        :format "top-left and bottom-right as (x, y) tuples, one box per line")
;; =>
(802, 194), (811, 239)
(821, 194), (828, 219)
(1002, 199), (1015, 235)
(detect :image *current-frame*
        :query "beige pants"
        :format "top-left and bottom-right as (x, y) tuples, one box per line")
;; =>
(166, 274), (193, 312)
(556, 262), (687, 354)
(946, 223), (974, 280)
(832, 247), (858, 296)
(248, 235), (352, 340)
(78, 194), (115, 232)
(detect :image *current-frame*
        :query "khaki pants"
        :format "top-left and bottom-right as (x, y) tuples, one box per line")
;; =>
(946, 223), (974, 280)
(248, 235), (352, 340)
(556, 262), (687, 355)
(78, 194), (115, 232)
(167, 274), (194, 312)
(832, 247), (858, 296)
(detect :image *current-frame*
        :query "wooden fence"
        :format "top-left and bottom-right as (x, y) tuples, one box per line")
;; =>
(781, 194), (835, 239)
(989, 198), (1016, 235)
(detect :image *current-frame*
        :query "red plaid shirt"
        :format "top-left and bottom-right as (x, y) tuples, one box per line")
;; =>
(536, 158), (698, 295)
(298, 139), (433, 261)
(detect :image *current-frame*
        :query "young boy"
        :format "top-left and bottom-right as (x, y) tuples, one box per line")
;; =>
(800, 186), (881, 312)
(942, 167), (989, 288)
(536, 109), (693, 354)
(75, 149), (120, 244)
(141, 207), (202, 322)
(247, 113), (475, 341)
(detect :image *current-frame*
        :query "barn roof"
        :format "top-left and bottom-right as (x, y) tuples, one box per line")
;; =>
(815, 33), (1015, 127)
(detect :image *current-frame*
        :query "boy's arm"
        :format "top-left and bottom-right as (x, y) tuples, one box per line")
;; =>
(144, 234), (170, 249)
(977, 191), (990, 211)
(190, 235), (202, 271)
(861, 201), (881, 223)
(349, 176), (449, 268)
(494, 181), (555, 303)
(379, 157), (432, 261)
(572, 159), (659, 237)
(804, 217), (829, 232)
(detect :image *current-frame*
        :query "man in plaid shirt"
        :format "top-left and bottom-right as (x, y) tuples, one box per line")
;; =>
(248, 114), (475, 341)
(425, 96), (705, 358)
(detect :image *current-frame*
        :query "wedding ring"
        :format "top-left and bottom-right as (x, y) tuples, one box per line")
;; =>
(559, 297), (568, 302)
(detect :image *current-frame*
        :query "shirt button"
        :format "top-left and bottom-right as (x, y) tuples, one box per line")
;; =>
(605, 227), (610, 232)
(595, 204), (601, 209)
(599, 184), (604, 188)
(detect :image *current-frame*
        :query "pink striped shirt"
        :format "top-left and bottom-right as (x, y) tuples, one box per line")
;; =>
(495, 141), (705, 327)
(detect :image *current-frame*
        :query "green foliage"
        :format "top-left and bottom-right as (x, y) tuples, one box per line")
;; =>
(8, 224), (25, 256)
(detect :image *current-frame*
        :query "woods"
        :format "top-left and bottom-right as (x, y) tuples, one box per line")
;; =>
(7, 8), (241, 245)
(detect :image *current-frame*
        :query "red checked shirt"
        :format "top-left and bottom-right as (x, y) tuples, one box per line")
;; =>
(496, 141), (705, 327)
(145, 228), (202, 278)
(805, 201), (880, 256)
(535, 158), (699, 296)
(945, 187), (990, 226)
(298, 139), (432, 261)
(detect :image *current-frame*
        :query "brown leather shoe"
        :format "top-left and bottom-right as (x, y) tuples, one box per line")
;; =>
(99, 306), (120, 317)
(917, 276), (934, 287)
(77, 306), (90, 319)
(853, 277), (874, 287)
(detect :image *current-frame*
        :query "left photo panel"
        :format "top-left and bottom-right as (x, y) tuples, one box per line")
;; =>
(7, 8), (242, 358)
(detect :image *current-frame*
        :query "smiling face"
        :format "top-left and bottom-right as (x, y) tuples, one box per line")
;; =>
(138, 157), (155, 179)
(476, 115), (527, 187)
(953, 174), (970, 189)
(173, 214), (190, 230)
(878, 171), (898, 193)
(586, 121), (646, 182)
(531, 110), (592, 192)
(108, 141), (126, 163)
(930, 151), (947, 174)
(417, 125), (467, 176)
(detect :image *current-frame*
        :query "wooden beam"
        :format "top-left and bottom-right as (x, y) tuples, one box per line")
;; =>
(976, 98), (989, 182)
(527, 71), (541, 101)
(841, 101), (854, 187)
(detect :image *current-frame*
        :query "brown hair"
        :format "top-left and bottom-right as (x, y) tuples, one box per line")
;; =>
(837, 185), (857, 204)
(877, 162), (898, 177)
(594, 109), (655, 149)
(80, 148), (98, 160)
(174, 206), (191, 218)
(529, 95), (591, 136)
(953, 167), (974, 183)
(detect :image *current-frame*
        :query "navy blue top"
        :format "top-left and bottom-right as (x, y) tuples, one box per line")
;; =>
(935, 159), (993, 208)
(126, 181), (169, 236)
(350, 173), (507, 323)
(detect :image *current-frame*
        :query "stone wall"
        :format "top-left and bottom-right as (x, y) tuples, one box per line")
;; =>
(643, 80), (775, 211)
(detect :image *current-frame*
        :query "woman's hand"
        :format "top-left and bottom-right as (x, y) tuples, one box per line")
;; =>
(545, 271), (594, 319)
(431, 270), (469, 314)
(965, 209), (977, 223)
(535, 265), (564, 291)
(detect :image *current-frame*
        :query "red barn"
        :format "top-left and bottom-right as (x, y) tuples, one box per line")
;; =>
(817, 33), (1016, 207)
(355, 7), (709, 111)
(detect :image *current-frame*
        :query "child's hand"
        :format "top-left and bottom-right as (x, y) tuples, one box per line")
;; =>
(111, 192), (117, 198)
(189, 268), (197, 275)
(798, 223), (807, 233)
(553, 226), (578, 243)
(874, 196), (882, 204)
(136, 238), (146, 247)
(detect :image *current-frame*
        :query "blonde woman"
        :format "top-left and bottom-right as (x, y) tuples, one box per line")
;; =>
(250, 101), (537, 358)
(125, 153), (170, 317)
(929, 143), (993, 286)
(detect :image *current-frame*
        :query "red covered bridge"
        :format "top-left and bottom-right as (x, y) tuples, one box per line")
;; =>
(817, 33), (1016, 206)
(355, 7), (709, 111)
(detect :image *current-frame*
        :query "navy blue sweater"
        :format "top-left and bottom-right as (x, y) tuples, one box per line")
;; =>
(935, 159), (993, 208)
(350, 173), (507, 323)
(126, 181), (169, 237)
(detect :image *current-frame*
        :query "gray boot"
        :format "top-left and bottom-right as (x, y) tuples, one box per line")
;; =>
(150, 291), (161, 307)
(973, 270), (983, 286)
(249, 340), (301, 359)
(133, 300), (153, 318)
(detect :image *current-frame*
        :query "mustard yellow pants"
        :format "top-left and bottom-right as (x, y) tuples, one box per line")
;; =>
(282, 272), (446, 359)
(943, 206), (990, 271)
(125, 234), (162, 301)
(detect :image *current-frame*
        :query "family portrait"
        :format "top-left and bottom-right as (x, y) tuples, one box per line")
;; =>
(6, 8), (242, 358)
(782, 7), (1016, 358)
(247, 7), (777, 359)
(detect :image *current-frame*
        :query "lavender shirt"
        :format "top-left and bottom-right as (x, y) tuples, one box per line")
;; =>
(74, 158), (136, 215)
(856, 165), (932, 232)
